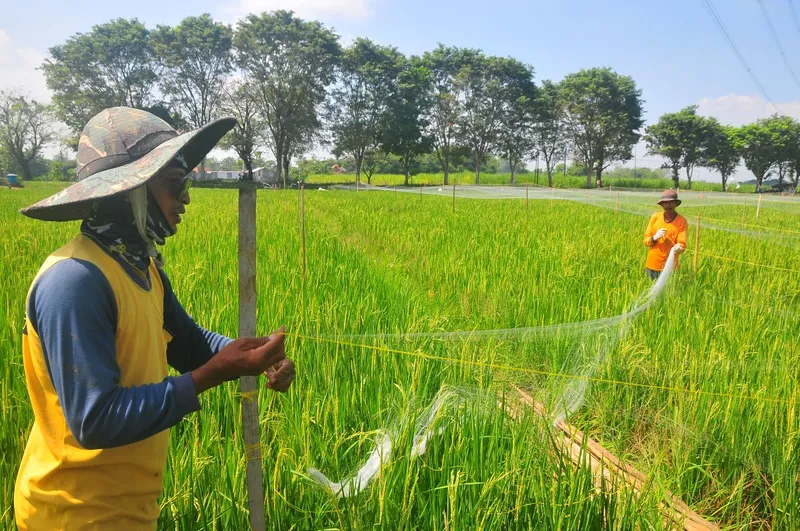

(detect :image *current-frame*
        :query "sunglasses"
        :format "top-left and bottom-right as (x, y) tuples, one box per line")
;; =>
(159, 175), (192, 199)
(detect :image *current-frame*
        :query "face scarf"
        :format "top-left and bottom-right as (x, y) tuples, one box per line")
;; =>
(80, 154), (186, 270)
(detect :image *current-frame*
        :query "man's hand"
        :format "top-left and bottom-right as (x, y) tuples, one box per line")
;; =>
(265, 358), (295, 392)
(673, 243), (686, 254)
(192, 327), (292, 394)
(652, 229), (667, 243)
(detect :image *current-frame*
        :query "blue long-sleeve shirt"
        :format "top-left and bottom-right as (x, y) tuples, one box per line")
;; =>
(26, 258), (232, 449)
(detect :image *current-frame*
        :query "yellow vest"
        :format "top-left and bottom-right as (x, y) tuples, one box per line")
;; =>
(15, 235), (172, 530)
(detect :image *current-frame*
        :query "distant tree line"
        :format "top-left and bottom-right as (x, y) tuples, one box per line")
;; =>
(0, 11), (797, 193)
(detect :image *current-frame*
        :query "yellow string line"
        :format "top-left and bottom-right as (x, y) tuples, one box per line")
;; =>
(239, 391), (258, 403)
(244, 443), (262, 459)
(699, 215), (800, 235)
(697, 251), (800, 274)
(286, 333), (798, 408)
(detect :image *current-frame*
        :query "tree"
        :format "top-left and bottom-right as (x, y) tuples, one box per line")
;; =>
(644, 106), (714, 190)
(421, 45), (472, 186)
(152, 14), (233, 177)
(42, 18), (158, 139)
(495, 62), (538, 185)
(218, 83), (263, 181)
(560, 68), (644, 188)
(455, 55), (534, 184)
(737, 116), (789, 192)
(704, 121), (741, 192)
(234, 10), (340, 187)
(326, 38), (403, 186)
(766, 115), (800, 187)
(382, 59), (433, 186)
(533, 80), (567, 188)
(0, 91), (55, 181)
(0, 145), (13, 176)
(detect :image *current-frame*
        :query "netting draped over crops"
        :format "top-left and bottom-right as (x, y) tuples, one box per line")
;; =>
(307, 248), (679, 497)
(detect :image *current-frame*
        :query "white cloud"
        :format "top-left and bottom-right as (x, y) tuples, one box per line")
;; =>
(0, 29), (50, 101)
(219, 0), (374, 23)
(696, 93), (800, 126)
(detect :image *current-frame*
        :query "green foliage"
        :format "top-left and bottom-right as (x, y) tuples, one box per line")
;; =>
(420, 45), (476, 184)
(218, 82), (263, 179)
(735, 114), (800, 192)
(644, 105), (715, 189)
(561, 67), (644, 188)
(455, 54), (535, 183)
(382, 59), (433, 184)
(234, 10), (341, 184)
(704, 122), (741, 192)
(534, 80), (567, 187)
(326, 38), (404, 184)
(42, 18), (158, 137)
(0, 91), (55, 181)
(152, 14), (234, 129)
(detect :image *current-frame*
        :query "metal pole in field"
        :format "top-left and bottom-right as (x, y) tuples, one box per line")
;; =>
(238, 181), (266, 531)
(693, 213), (701, 273)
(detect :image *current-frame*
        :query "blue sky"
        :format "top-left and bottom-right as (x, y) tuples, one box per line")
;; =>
(2, 0), (800, 180)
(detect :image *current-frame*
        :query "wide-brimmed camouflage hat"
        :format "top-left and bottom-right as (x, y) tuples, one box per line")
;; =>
(20, 107), (236, 221)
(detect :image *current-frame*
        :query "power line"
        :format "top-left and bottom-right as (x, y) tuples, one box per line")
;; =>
(757, 0), (800, 93)
(700, 0), (781, 113)
(789, 0), (800, 38)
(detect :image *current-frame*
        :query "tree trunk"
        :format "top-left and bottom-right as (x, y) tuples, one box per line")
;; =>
(594, 165), (603, 188)
(275, 144), (284, 188)
(586, 165), (592, 188)
(510, 159), (516, 185)
(20, 160), (32, 181)
(355, 156), (362, 187)
(474, 158), (481, 185)
(441, 153), (449, 185)
(548, 169), (553, 188)
(685, 166), (693, 190)
(721, 174), (727, 192)
(403, 157), (410, 187)
(283, 153), (290, 185)
(672, 166), (679, 189)
(756, 172), (764, 193)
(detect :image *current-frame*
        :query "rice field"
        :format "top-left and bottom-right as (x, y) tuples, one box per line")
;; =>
(304, 171), (759, 192)
(1, 182), (799, 529)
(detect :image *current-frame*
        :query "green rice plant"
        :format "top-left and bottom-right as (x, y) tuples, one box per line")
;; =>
(1, 183), (798, 529)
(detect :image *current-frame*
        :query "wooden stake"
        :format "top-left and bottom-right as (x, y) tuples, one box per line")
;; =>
(693, 213), (701, 273)
(756, 193), (762, 218)
(301, 183), (306, 282)
(238, 184), (266, 531)
(525, 183), (529, 223)
(507, 388), (719, 531)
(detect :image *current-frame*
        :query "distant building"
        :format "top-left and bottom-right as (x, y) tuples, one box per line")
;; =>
(189, 165), (277, 184)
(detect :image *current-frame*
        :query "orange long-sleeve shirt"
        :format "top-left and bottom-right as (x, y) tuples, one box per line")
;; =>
(643, 211), (688, 271)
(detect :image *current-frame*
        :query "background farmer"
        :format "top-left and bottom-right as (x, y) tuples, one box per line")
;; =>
(643, 189), (688, 280)
(14, 107), (295, 530)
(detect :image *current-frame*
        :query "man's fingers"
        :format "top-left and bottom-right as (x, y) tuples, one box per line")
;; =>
(250, 327), (287, 369)
(236, 336), (271, 350)
(266, 358), (295, 392)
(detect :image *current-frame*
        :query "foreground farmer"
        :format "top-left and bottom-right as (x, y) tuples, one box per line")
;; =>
(14, 107), (295, 529)
(643, 189), (687, 280)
